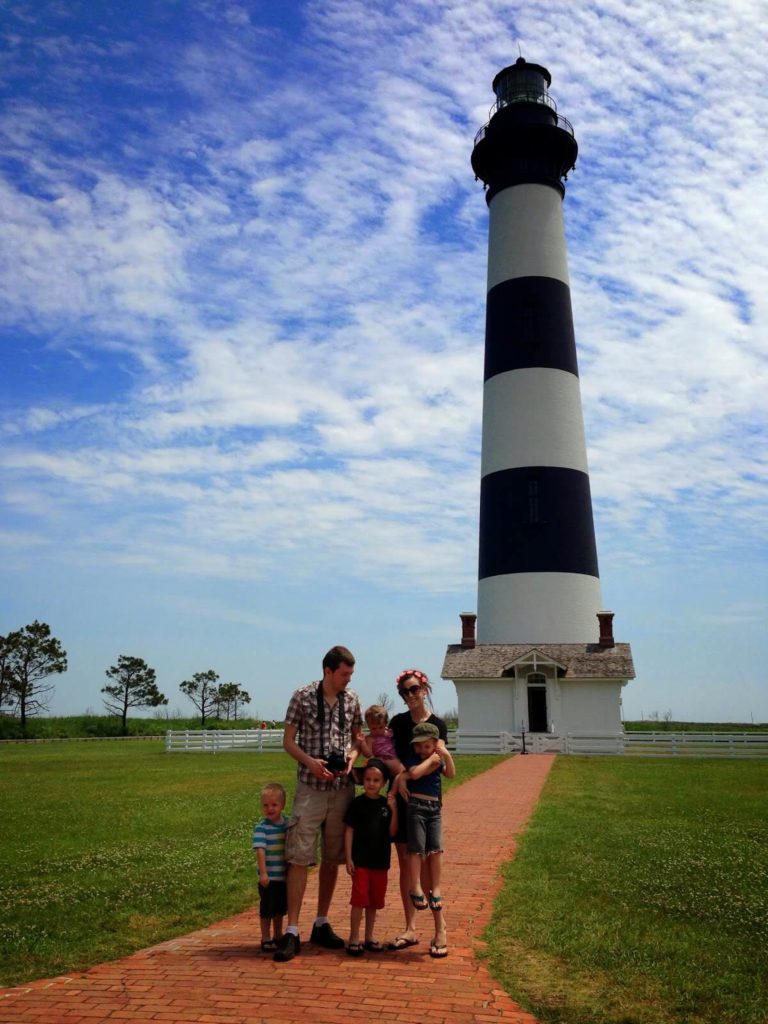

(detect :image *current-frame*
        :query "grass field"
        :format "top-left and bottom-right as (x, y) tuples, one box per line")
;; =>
(486, 756), (768, 1024)
(0, 740), (500, 988)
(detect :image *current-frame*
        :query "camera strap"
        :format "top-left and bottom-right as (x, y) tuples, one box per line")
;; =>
(316, 681), (345, 754)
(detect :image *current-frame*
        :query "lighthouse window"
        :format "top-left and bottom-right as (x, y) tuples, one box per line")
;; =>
(495, 70), (548, 108)
(528, 479), (540, 524)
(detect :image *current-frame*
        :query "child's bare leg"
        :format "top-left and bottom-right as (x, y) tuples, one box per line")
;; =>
(272, 914), (284, 941)
(349, 905), (364, 946)
(364, 907), (377, 944)
(427, 850), (442, 897)
(409, 852), (425, 898)
(421, 856), (434, 897)
(260, 917), (272, 943)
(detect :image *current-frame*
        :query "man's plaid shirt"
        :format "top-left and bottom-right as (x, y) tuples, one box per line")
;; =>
(284, 681), (363, 790)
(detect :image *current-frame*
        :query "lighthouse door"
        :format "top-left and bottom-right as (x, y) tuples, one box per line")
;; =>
(527, 681), (548, 733)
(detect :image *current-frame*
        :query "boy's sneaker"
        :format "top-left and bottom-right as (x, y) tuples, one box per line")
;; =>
(273, 933), (300, 962)
(310, 922), (345, 949)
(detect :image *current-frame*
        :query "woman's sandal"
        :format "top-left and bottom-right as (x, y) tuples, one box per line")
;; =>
(347, 942), (365, 957)
(429, 936), (449, 958)
(409, 890), (428, 911)
(388, 935), (419, 950)
(260, 939), (278, 953)
(428, 891), (443, 911)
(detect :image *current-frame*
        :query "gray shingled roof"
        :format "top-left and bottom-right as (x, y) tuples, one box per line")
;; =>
(441, 643), (635, 680)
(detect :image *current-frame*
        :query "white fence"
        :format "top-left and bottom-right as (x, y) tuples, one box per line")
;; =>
(165, 728), (285, 752)
(623, 731), (768, 758)
(164, 729), (459, 754)
(165, 728), (768, 758)
(455, 730), (768, 758)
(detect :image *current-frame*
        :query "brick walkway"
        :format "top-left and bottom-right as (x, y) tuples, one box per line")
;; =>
(0, 754), (554, 1024)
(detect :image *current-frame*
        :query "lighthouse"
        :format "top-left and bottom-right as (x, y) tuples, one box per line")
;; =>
(442, 59), (634, 752)
(472, 57), (600, 643)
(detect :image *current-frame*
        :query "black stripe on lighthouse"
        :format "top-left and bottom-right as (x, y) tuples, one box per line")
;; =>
(478, 466), (599, 579)
(485, 277), (579, 380)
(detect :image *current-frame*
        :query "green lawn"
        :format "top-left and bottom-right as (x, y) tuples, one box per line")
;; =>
(5, 744), (766, 1024)
(0, 741), (500, 988)
(485, 756), (768, 1024)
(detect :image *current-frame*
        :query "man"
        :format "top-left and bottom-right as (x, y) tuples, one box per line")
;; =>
(273, 645), (363, 962)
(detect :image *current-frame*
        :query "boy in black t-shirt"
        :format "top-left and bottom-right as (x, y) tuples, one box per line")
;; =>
(343, 758), (398, 955)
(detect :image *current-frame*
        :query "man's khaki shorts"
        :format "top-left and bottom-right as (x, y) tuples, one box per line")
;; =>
(285, 780), (354, 867)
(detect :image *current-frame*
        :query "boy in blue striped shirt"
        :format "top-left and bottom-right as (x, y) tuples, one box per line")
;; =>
(252, 782), (289, 952)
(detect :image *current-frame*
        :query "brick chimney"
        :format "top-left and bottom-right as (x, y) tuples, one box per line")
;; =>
(597, 610), (615, 648)
(460, 612), (477, 649)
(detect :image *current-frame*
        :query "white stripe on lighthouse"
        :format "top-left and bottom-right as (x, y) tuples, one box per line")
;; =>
(487, 184), (570, 290)
(478, 573), (604, 644)
(480, 367), (589, 477)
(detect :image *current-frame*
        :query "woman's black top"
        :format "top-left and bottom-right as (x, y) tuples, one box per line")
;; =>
(389, 711), (448, 762)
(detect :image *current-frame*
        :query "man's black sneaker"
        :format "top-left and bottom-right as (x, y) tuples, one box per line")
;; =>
(310, 922), (345, 949)
(273, 932), (300, 962)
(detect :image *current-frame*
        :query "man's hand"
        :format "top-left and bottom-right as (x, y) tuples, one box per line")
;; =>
(346, 859), (355, 877)
(309, 757), (335, 781)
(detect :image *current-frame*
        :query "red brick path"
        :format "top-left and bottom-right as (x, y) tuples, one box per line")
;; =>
(0, 754), (554, 1024)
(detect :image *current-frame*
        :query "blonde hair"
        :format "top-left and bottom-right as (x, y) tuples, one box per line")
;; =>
(364, 704), (389, 727)
(260, 782), (286, 805)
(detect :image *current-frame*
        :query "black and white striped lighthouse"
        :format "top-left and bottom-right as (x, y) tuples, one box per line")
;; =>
(470, 58), (602, 644)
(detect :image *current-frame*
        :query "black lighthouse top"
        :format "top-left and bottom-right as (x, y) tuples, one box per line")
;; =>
(471, 57), (578, 203)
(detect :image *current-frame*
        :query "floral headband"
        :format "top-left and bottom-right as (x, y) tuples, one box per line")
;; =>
(396, 668), (429, 688)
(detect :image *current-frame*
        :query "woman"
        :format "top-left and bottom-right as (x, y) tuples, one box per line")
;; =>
(387, 668), (449, 951)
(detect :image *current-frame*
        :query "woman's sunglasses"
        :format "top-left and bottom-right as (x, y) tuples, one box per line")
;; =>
(399, 684), (422, 697)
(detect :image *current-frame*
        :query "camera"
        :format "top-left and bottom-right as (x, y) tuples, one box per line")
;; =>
(324, 750), (347, 774)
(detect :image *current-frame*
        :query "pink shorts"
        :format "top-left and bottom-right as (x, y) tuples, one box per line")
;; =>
(350, 866), (388, 909)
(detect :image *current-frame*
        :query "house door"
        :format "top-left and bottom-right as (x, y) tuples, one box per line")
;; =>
(527, 685), (548, 733)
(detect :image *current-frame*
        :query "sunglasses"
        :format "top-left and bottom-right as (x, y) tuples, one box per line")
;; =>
(399, 684), (422, 697)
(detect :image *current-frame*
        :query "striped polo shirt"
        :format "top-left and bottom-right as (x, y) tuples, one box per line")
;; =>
(251, 815), (288, 881)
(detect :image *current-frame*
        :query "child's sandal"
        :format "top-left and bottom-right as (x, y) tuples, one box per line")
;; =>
(347, 942), (364, 957)
(409, 890), (428, 911)
(260, 940), (278, 953)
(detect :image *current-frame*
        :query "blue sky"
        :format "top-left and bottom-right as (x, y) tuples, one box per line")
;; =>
(1, 0), (766, 724)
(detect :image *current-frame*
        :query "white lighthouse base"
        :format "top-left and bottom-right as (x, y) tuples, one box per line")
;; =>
(477, 573), (603, 644)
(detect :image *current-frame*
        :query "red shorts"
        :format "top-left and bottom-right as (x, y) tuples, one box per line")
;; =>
(350, 866), (388, 909)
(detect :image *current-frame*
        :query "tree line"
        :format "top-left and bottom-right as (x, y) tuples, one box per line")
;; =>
(1, 621), (253, 734)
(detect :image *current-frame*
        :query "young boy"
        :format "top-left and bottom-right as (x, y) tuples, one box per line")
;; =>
(343, 758), (398, 955)
(359, 704), (403, 779)
(252, 782), (289, 952)
(401, 721), (455, 958)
